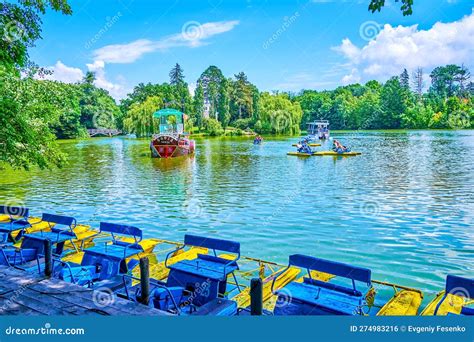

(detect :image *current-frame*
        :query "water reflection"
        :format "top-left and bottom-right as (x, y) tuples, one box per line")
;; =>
(0, 131), (473, 295)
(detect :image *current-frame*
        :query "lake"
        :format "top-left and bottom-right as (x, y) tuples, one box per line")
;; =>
(1, 130), (473, 298)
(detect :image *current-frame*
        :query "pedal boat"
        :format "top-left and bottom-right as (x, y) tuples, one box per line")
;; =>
(123, 234), (242, 316)
(0, 213), (83, 271)
(270, 254), (423, 316)
(421, 275), (473, 316)
(54, 222), (155, 289)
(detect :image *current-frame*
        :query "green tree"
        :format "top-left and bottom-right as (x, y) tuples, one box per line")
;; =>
(430, 65), (469, 98)
(258, 93), (303, 134)
(369, 0), (413, 16)
(123, 96), (163, 138)
(197, 66), (225, 119)
(217, 79), (231, 130)
(169, 63), (185, 86)
(400, 69), (410, 90)
(193, 83), (205, 129)
(377, 77), (409, 128)
(0, 0), (72, 169)
(230, 72), (253, 120)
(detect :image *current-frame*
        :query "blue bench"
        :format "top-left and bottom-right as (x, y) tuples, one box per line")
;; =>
(22, 213), (77, 250)
(0, 213), (78, 268)
(272, 254), (372, 316)
(434, 275), (473, 316)
(151, 234), (241, 311)
(58, 222), (144, 286)
(0, 205), (31, 243)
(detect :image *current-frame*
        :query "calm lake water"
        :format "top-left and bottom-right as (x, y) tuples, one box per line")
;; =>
(1, 131), (473, 297)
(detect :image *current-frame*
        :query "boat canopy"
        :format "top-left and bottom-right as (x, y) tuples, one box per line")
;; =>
(307, 120), (329, 128)
(153, 108), (184, 134)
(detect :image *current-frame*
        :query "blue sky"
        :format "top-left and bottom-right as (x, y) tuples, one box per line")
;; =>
(30, 0), (474, 99)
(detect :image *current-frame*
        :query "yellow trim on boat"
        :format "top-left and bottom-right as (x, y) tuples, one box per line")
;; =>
(420, 291), (467, 316)
(292, 143), (321, 147)
(313, 151), (362, 156)
(377, 290), (423, 316)
(287, 152), (314, 157)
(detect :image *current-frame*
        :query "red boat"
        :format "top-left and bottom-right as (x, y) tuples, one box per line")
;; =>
(150, 108), (195, 158)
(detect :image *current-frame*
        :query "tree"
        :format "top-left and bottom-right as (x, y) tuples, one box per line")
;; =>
(231, 72), (253, 121)
(258, 93), (303, 134)
(378, 77), (408, 129)
(123, 96), (163, 138)
(197, 66), (225, 119)
(0, 1), (72, 69)
(83, 71), (95, 85)
(400, 69), (410, 90)
(0, 0), (72, 169)
(217, 79), (231, 130)
(169, 63), (185, 86)
(193, 83), (204, 129)
(368, 0), (413, 16)
(430, 65), (469, 98)
(412, 67), (424, 99)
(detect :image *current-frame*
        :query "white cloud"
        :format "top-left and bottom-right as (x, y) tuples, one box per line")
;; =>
(39, 21), (238, 101)
(334, 11), (474, 83)
(42, 61), (84, 83)
(93, 20), (240, 64)
(86, 60), (129, 100)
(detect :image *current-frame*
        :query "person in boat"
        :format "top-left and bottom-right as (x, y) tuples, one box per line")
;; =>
(254, 135), (263, 144)
(297, 140), (312, 154)
(332, 139), (350, 153)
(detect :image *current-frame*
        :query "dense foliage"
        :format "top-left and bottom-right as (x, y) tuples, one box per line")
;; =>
(295, 67), (474, 130)
(3, 0), (473, 171)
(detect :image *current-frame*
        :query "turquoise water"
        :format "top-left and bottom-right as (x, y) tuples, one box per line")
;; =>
(1, 131), (473, 297)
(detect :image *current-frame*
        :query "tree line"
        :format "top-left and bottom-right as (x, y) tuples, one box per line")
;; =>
(4, 0), (473, 171)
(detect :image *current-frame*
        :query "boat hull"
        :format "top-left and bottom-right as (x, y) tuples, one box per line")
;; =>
(150, 134), (195, 158)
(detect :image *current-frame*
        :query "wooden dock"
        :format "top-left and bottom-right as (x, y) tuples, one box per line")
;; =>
(0, 266), (167, 316)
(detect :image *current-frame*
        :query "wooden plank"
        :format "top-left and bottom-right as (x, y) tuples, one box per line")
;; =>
(0, 266), (167, 316)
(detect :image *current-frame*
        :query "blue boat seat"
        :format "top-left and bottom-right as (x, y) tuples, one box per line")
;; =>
(272, 254), (372, 316)
(276, 278), (364, 315)
(434, 275), (474, 316)
(0, 205), (31, 243)
(163, 234), (241, 309)
(0, 213), (78, 268)
(167, 254), (238, 281)
(81, 222), (143, 261)
(57, 222), (144, 286)
(166, 235), (240, 280)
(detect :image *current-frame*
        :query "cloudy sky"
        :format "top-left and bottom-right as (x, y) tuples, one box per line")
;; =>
(31, 0), (474, 100)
